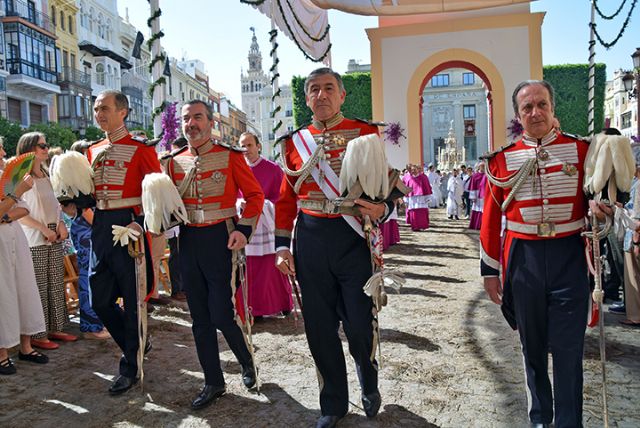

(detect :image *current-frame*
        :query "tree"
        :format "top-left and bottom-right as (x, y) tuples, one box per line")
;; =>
(0, 117), (26, 156)
(29, 122), (78, 151)
(83, 125), (105, 142)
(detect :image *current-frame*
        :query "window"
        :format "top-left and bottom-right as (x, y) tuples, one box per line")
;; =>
(463, 72), (475, 85)
(60, 11), (65, 30)
(621, 111), (632, 129)
(431, 74), (449, 87)
(97, 13), (104, 39)
(80, 2), (87, 28)
(463, 104), (476, 119)
(51, 6), (56, 26)
(106, 19), (111, 42)
(70, 53), (76, 68)
(96, 63), (105, 85)
(464, 136), (477, 161)
(88, 8), (94, 31)
(68, 16), (73, 34)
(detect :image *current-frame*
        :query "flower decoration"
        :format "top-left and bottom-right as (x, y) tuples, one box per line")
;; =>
(507, 118), (523, 140)
(160, 102), (180, 151)
(383, 121), (406, 146)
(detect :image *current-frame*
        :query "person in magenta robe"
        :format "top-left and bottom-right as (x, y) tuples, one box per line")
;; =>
(239, 132), (293, 317)
(381, 200), (401, 250)
(402, 164), (432, 231)
(468, 163), (486, 230)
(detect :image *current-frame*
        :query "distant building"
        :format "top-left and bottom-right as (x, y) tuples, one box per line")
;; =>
(1, 0), (60, 126)
(421, 68), (489, 167)
(119, 12), (151, 131)
(52, 0), (93, 134)
(240, 27), (293, 159)
(604, 69), (638, 139)
(346, 59), (371, 74)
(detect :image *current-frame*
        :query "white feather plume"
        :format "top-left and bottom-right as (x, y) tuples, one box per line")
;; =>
(50, 151), (94, 198)
(141, 173), (189, 234)
(339, 133), (389, 199)
(584, 133), (634, 199)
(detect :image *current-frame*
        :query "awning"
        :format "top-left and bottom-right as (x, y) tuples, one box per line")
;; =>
(79, 41), (132, 69)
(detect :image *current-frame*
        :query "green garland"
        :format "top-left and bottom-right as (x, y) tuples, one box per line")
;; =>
(589, 0), (637, 49)
(148, 4), (167, 125)
(148, 76), (166, 98)
(594, 0), (628, 20)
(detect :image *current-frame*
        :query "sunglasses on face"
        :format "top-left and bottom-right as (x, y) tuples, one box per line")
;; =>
(37, 143), (49, 150)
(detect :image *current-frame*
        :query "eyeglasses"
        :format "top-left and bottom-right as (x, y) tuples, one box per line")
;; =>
(36, 143), (49, 150)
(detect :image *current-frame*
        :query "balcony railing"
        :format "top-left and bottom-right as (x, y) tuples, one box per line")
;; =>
(2, 0), (55, 34)
(58, 67), (91, 88)
(121, 71), (149, 92)
(6, 58), (57, 84)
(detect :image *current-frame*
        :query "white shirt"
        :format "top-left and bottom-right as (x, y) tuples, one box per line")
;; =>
(20, 177), (61, 247)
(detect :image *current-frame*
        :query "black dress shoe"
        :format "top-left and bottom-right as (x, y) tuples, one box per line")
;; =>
(242, 363), (257, 389)
(609, 305), (626, 314)
(191, 384), (226, 410)
(316, 415), (343, 428)
(108, 375), (138, 395)
(362, 391), (381, 418)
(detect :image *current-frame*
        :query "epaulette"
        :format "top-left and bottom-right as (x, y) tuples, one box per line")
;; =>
(356, 118), (387, 127)
(130, 135), (153, 146)
(275, 123), (308, 144)
(217, 141), (246, 152)
(561, 131), (590, 143)
(479, 141), (516, 160)
(160, 145), (187, 160)
(145, 137), (161, 147)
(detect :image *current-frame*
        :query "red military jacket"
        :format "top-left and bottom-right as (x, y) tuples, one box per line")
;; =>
(274, 113), (378, 248)
(480, 130), (590, 278)
(166, 139), (264, 238)
(87, 126), (161, 213)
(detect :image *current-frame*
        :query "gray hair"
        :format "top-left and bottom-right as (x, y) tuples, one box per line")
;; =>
(304, 67), (345, 95)
(511, 80), (555, 117)
(183, 99), (213, 121)
(98, 89), (129, 113)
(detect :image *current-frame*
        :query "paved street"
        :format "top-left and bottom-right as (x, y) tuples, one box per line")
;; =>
(1, 207), (638, 427)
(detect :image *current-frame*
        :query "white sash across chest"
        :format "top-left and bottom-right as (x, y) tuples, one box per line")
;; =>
(292, 129), (364, 237)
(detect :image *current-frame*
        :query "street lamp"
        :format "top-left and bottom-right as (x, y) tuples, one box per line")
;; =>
(622, 48), (640, 138)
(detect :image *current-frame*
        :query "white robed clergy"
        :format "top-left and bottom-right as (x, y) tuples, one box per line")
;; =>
(446, 170), (464, 219)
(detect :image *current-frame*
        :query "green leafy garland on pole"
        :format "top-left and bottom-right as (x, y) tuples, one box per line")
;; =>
(148, 1), (167, 134)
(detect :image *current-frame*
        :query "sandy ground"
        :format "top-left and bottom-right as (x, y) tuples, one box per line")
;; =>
(1, 208), (639, 428)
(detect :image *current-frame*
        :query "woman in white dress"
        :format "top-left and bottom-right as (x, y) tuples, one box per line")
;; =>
(17, 132), (76, 350)
(0, 143), (49, 375)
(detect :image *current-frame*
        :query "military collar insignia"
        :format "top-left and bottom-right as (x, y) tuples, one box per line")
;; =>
(105, 126), (129, 143)
(312, 112), (344, 131)
(522, 129), (557, 147)
(217, 141), (246, 152)
(190, 139), (214, 156)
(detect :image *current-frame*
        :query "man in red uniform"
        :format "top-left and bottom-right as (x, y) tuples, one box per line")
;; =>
(275, 68), (405, 428)
(163, 100), (264, 410)
(87, 90), (161, 395)
(480, 80), (609, 427)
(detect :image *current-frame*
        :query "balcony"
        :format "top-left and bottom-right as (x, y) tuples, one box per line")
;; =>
(2, 0), (55, 35)
(58, 67), (91, 89)
(121, 71), (149, 93)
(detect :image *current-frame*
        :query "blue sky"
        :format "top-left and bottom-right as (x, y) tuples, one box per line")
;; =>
(118, 1), (639, 106)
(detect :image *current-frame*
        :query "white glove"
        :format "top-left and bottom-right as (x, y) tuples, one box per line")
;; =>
(112, 225), (141, 247)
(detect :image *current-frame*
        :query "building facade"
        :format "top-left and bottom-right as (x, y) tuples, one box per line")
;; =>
(1, 0), (60, 126)
(240, 29), (293, 159)
(604, 69), (639, 139)
(51, 0), (92, 134)
(421, 68), (489, 167)
(77, 0), (130, 100)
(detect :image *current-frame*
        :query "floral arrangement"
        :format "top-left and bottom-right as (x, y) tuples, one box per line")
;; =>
(632, 135), (640, 143)
(507, 118), (523, 140)
(383, 121), (406, 146)
(160, 102), (180, 151)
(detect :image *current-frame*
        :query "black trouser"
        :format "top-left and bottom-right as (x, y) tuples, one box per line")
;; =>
(506, 234), (589, 428)
(90, 208), (152, 378)
(168, 236), (183, 294)
(294, 213), (378, 417)
(179, 222), (251, 386)
(463, 191), (471, 216)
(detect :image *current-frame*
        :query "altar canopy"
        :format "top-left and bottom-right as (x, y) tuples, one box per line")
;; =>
(310, 0), (536, 15)
(247, 0), (332, 64)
